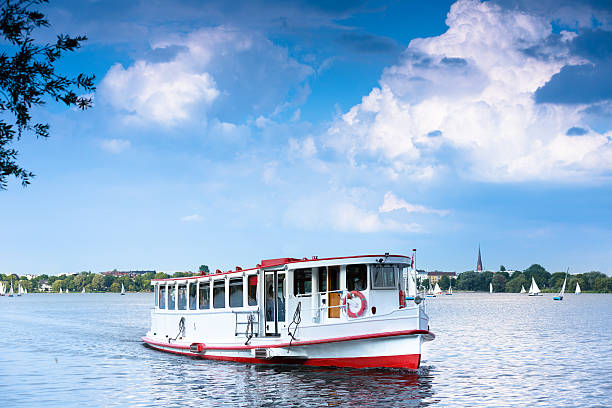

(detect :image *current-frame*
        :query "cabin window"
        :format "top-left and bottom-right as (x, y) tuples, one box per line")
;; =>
(294, 268), (312, 296)
(154, 285), (159, 307)
(189, 282), (197, 310)
(278, 274), (286, 322)
(229, 278), (243, 308)
(319, 268), (327, 292)
(159, 285), (166, 309)
(213, 280), (225, 308)
(371, 265), (397, 289)
(248, 275), (257, 306)
(178, 285), (187, 310)
(347, 264), (367, 291)
(168, 284), (176, 309)
(199, 281), (210, 309)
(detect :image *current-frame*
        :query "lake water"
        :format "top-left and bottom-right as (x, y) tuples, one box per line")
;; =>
(1, 292), (610, 407)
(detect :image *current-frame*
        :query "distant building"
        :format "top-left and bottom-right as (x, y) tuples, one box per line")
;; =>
(25, 274), (39, 280)
(40, 282), (52, 292)
(101, 270), (156, 277)
(416, 269), (429, 281)
(428, 271), (457, 284)
(476, 245), (483, 272)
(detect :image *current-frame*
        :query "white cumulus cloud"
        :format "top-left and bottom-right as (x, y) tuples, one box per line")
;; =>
(100, 138), (131, 153)
(101, 26), (313, 126)
(180, 214), (203, 222)
(326, 0), (612, 182)
(284, 189), (423, 233)
(379, 192), (449, 216)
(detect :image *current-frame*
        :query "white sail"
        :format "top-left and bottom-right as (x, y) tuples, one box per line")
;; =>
(82, 288), (86, 294)
(121, 283), (125, 295)
(529, 277), (541, 295)
(448, 284), (453, 295)
(24, 287), (27, 294)
(0, 282), (4, 295)
(490, 282), (493, 294)
(407, 269), (417, 297)
(9, 282), (14, 296)
(59, 288), (63, 293)
(520, 285), (526, 294)
(433, 283), (442, 295)
(17, 284), (23, 296)
(575, 282), (581, 294)
(560, 276), (567, 296)
(66, 289), (69, 294)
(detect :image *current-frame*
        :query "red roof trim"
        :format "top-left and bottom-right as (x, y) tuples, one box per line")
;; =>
(152, 254), (412, 282)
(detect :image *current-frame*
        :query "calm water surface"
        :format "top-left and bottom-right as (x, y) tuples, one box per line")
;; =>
(1, 293), (611, 407)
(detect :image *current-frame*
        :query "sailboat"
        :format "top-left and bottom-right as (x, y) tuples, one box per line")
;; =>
(489, 282), (493, 294)
(0, 282), (5, 296)
(66, 289), (69, 294)
(17, 284), (23, 296)
(24, 287), (27, 294)
(8, 281), (14, 297)
(528, 277), (542, 296)
(120, 283), (126, 295)
(426, 282), (435, 297)
(520, 285), (526, 294)
(433, 282), (442, 295)
(59, 288), (63, 294)
(82, 288), (86, 294)
(575, 282), (581, 294)
(446, 282), (453, 295)
(554, 270), (568, 301)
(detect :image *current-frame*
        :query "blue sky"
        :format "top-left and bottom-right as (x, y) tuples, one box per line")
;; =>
(2, 0), (612, 275)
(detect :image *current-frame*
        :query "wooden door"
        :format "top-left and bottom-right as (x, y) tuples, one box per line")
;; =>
(328, 266), (340, 318)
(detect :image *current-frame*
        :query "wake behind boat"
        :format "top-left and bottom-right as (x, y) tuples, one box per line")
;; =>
(142, 253), (435, 370)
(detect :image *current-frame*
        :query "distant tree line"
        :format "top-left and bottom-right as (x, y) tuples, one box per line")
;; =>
(0, 267), (207, 293)
(423, 264), (612, 293)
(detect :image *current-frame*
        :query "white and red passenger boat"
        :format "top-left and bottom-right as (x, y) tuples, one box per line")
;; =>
(142, 253), (434, 369)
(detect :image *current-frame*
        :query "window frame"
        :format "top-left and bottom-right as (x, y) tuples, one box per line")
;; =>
(213, 278), (226, 309)
(370, 264), (398, 290)
(229, 277), (244, 308)
(293, 268), (313, 296)
(247, 274), (258, 306)
(346, 264), (368, 291)
(198, 280), (210, 310)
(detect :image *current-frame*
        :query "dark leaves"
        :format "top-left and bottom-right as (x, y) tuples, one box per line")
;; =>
(0, 0), (95, 189)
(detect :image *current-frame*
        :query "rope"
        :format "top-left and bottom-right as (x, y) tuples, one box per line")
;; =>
(169, 317), (185, 343)
(244, 313), (255, 345)
(287, 301), (301, 347)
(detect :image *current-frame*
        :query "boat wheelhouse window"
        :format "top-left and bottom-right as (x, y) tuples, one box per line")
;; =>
(294, 268), (312, 296)
(347, 264), (367, 291)
(189, 282), (197, 310)
(168, 284), (176, 309)
(213, 280), (225, 308)
(199, 281), (210, 309)
(248, 275), (257, 306)
(159, 285), (166, 309)
(154, 285), (159, 307)
(178, 284), (187, 310)
(229, 277), (243, 308)
(371, 265), (397, 289)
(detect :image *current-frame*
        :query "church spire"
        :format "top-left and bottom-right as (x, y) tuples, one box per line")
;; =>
(476, 245), (483, 272)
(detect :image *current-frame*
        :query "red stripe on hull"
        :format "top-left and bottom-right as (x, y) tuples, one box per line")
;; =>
(143, 341), (421, 370)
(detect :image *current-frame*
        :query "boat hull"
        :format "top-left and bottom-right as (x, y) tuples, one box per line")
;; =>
(142, 330), (433, 370)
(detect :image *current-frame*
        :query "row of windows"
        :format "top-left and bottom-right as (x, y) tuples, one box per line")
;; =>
(155, 276), (257, 310)
(293, 264), (396, 296)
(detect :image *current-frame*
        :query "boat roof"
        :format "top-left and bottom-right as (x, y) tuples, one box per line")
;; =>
(151, 254), (412, 282)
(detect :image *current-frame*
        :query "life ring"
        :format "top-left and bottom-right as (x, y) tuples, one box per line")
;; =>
(342, 291), (367, 318)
